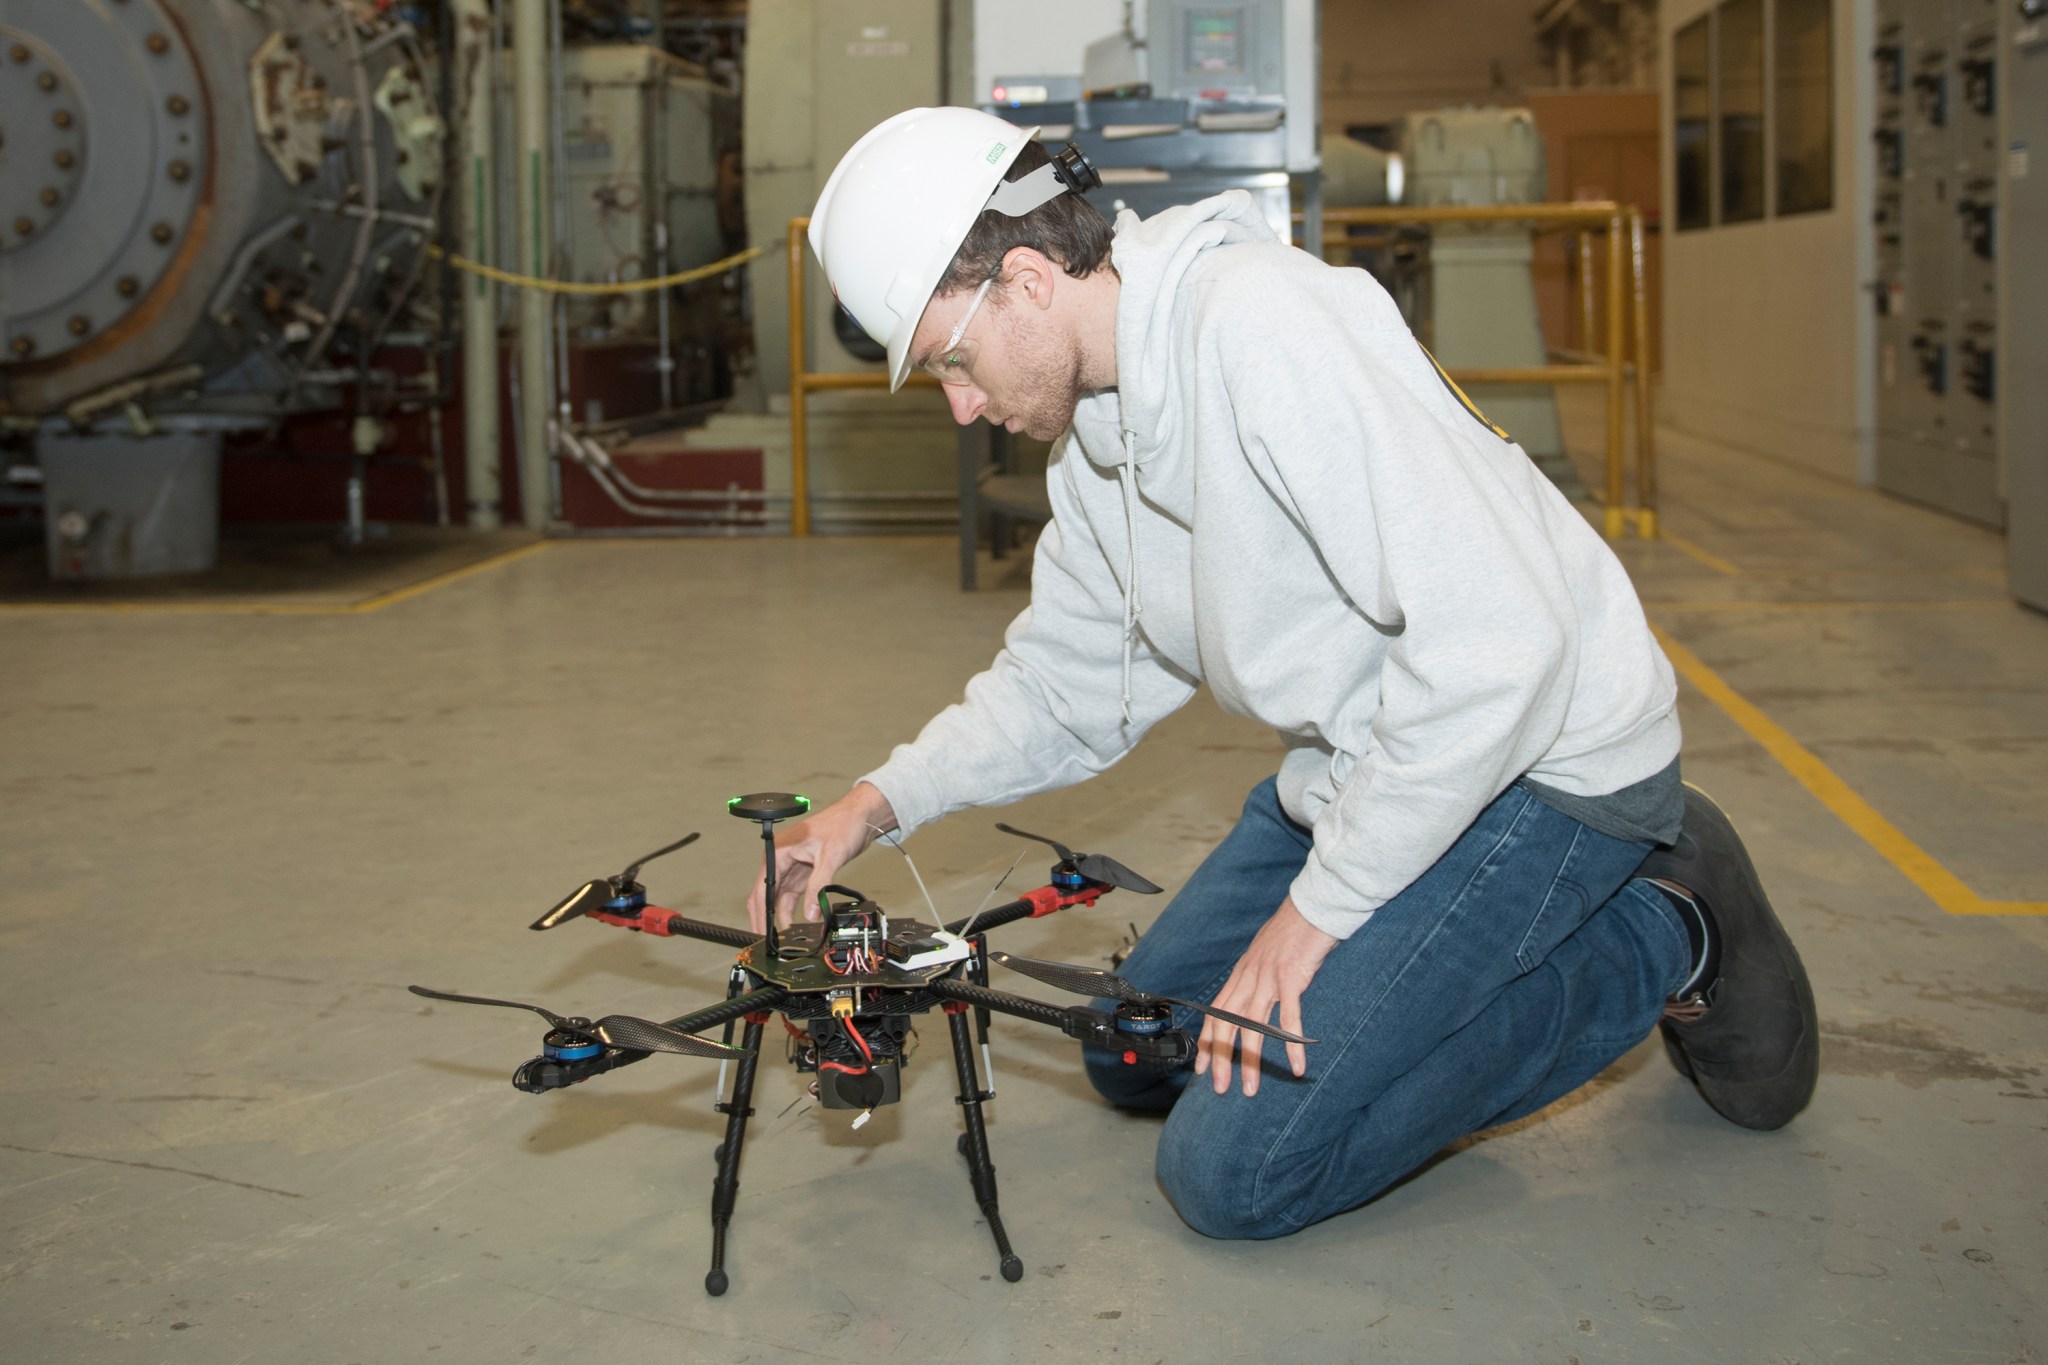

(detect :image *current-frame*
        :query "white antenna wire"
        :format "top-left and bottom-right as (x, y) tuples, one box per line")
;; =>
(957, 851), (1026, 942)
(868, 823), (941, 926)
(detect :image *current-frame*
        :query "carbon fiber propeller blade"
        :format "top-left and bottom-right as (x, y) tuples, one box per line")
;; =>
(617, 831), (699, 885)
(530, 878), (615, 932)
(994, 823), (1077, 861)
(588, 1014), (749, 1060)
(988, 950), (1127, 1000)
(407, 986), (750, 1060)
(530, 833), (702, 931)
(409, 984), (578, 1028)
(1072, 853), (1162, 894)
(989, 952), (1316, 1045)
(993, 824), (1162, 893)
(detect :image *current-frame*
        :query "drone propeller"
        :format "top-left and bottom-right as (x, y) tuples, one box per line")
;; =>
(407, 985), (749, 1060)
(530, 832), (701, 931)
(988, 951), (1316, 1046)
(993, 823), (1163, 895)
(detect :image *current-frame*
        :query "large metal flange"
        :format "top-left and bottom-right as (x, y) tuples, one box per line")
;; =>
(0, 0), (210, 365)
(1, 34), (88, 255)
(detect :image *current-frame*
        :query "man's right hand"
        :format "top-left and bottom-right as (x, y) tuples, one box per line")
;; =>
(743, 782), (900, 933)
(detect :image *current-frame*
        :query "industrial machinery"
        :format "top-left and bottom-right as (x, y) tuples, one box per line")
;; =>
(1378, 107), (1574, 494)
(1, 0), (444, 576)
(982, 0), (1320, 244)
(411, 791), (1312, 1295)
(494, 42), (733, 379)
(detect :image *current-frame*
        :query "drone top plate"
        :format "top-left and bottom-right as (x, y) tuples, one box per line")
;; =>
(727, 792), (812, 822)
(738, 918), (968, 992)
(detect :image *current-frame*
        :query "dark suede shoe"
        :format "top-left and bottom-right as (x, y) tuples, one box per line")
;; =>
(1638, 785), (1819, 1130)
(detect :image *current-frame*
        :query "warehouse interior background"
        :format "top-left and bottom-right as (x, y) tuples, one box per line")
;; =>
(1, 1), (2042, 1361)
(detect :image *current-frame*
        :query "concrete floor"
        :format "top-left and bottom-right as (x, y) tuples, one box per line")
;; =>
(2, 410), (2044, 1363)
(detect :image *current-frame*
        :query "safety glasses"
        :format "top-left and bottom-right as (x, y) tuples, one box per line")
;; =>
(917, 275), (996, 386)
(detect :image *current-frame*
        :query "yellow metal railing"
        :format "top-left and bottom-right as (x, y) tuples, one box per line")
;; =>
(787, 206), (1656, 540)
(785, 217), (945, 538)
(1306, 201), (1656, 540)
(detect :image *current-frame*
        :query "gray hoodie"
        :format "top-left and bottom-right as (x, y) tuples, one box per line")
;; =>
(863, 192), (1680, 939)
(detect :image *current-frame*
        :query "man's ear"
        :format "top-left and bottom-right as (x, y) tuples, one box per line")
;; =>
(1000, 246), (1057, 312)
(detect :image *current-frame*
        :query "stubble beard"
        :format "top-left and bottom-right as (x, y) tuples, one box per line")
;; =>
(999, 314), (1088, 442)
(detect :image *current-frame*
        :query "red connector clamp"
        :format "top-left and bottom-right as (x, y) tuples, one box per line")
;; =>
(588, 906), (684, 936)
(1019, 884), (1107, 918)
(589, 908), (684, 941)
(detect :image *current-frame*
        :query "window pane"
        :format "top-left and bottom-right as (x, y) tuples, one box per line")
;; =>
(1775, 0), (1834, 214)
(1718, 0), (1766, 224)
(1674, 15), (1712, 231)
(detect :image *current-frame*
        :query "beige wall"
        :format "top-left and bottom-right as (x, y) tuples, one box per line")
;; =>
(1322, 2), (1550, 130)
(1658, 0), (1874, 484)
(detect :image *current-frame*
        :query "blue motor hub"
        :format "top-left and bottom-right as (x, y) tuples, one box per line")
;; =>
(1113, 1001), (1171, 1035)
(543, 1028), (604, 1062)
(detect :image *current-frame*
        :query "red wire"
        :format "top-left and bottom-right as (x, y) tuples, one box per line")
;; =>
(844, 1017), (873, 1064)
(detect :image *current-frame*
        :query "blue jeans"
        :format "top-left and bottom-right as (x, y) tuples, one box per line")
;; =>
(1083, 777), (1693, 1240)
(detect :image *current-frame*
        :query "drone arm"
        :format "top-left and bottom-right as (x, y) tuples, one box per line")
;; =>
(640, 907), (761, 950)
(926, 977), (1103, 1040)
(943, 884), (1106, 937)
(658, 985), (788, 1036)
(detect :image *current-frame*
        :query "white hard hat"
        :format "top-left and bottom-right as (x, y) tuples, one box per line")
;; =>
(810, 108), (1053, 391)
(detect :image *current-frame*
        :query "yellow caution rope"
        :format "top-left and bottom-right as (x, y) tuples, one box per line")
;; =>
(425, 243), (764, 295)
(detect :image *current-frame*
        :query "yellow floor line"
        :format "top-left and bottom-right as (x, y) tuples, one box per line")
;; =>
(0, 540), (554, 618)
(1615, 508), (1743, 577)
(1652, 624), (2047, 916)
(336, 540), (554, 613)
(1659, 532), (1743, 578)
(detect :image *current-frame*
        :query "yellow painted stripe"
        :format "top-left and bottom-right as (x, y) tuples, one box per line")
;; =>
(1653, 624), (2047, 916)
(0, 540), (553, 618)
(336, 539), (554, 613)
(1616, 509), (1741, 576)
(1660, 532), (1742, 578)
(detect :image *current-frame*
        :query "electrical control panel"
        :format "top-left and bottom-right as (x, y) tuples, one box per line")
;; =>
(1873, 0), (2005, 526)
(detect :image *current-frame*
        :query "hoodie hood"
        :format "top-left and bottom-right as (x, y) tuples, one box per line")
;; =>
(1074, 191), (1281, 469)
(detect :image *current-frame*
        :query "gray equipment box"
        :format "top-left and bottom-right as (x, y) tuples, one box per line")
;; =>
(38, 430), (223, 581)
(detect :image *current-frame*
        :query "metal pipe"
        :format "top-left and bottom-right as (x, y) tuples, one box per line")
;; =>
(1577, 230), (1596, 359)
(457, 0), (502, 530)
(787, 221), (810, 536)
(649, 3), (675, 410)
(304, 14), (381, 370)
(1629, 208), (1658, 539)
(549, 0), (572, 523)
(1316, 201), (1623, 227)
(513, 0), (553, 528)
(1442, 365), (1609, 385)
(1603, 211), (1626, 541)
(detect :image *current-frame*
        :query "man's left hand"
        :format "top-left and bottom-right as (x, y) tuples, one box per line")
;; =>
(1194, 897), (1340, 1097)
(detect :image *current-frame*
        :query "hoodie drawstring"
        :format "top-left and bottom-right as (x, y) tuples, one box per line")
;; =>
(1118, 429), (1143, 726)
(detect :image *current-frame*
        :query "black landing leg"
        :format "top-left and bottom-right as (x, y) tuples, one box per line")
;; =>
(945, 1002), (1023, 1282)
(705, 1011), (767, 1296)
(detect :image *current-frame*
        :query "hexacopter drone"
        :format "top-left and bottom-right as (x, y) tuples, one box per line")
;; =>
(412, 792), (1312, 1295)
